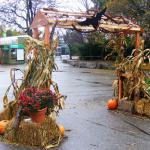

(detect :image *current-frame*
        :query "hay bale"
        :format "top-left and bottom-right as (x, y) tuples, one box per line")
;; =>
(135, 100), (145, 115)
(143, 99), (150, 117)
(4, 116), (61, 147)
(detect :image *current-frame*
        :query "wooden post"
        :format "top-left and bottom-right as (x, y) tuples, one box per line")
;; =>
(117, 70), (122, 101)
(32, 28), (39, 39)
(134, 32), (141, 102)
(118, 78), (122, 100)
(44, 25), (50, 48)
(135, 32), (140, 56)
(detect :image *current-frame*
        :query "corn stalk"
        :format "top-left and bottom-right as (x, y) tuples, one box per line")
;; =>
(3, 28), (64, 113)
(117, 48), (150, 100)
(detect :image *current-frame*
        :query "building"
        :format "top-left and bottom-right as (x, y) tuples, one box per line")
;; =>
(0, 35), (29, 64)
(55, 36), (70, 56)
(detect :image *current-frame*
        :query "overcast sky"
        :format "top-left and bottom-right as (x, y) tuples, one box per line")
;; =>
(0, 0), (94, 12)
(0, 0), (94, 31)
(56, 0), (94, 12)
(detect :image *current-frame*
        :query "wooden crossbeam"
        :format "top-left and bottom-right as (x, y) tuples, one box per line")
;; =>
(31, 9), (143, 33)
(41, 8), (93, 17)
(55, 23), (142, 32)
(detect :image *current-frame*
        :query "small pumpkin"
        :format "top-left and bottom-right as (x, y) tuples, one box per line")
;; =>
(107, 99), (118, 110)
(0, 120), (9, 134)
(58, 124), (65, 136)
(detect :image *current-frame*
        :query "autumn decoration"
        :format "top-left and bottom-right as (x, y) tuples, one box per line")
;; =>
(58, 124), (65, 136)
(0, 120), (9, 134)
(107, 99), (118, 110)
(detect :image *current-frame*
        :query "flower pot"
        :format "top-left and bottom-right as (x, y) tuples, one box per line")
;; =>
(30, 107), (47, 123)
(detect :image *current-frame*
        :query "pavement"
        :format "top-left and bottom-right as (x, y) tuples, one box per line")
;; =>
(0, 58), (150, 150)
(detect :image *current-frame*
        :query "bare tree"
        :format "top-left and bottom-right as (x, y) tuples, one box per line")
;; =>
(0, 0), (57, 36)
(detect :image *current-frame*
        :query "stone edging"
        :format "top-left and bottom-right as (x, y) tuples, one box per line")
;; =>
(63, 59), (115, 70)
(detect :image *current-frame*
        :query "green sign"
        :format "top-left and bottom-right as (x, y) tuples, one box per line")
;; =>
(10, 44), (24, 49)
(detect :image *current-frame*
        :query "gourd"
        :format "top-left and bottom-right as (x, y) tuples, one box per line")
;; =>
(107, 99), (118, 110)
(58, 124), (65, 136)
(0, 120), (9, 134)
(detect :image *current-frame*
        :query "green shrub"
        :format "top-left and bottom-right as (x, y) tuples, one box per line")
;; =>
(78, 43), (105, 60)
(145, 78), (150, 94)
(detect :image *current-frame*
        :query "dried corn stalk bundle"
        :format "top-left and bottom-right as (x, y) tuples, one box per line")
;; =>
(0, 25), (64, 148)
(1, 35), (64, 119)
(117, 48), (150, 100)
(18, 38), (57, 97)
(4, 117), (61, 149)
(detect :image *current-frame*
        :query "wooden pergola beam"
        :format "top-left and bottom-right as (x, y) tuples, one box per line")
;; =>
(48, 17), (142, 33)
(41, 9), (93, 17)
(54, 24), (142, 32)
(31, 10), (143, 33)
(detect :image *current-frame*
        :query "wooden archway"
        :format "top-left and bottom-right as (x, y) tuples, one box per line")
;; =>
(31, 8), (144, 101)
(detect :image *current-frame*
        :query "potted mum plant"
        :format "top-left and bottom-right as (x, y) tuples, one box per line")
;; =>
(18, 87), (58, 123)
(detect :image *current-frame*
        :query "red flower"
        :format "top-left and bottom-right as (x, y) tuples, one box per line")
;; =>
(18, 87), (58, 113)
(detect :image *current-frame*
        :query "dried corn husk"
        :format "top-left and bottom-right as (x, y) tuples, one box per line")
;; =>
(116, 48), (150, 100)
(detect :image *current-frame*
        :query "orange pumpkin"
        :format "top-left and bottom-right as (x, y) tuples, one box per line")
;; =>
(0, 120), (9, 134)
(58, 124), (65, 136)
(107, 99), (118, 110)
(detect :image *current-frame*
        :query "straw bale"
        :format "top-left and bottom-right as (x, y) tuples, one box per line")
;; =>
(135, 100), (145, 115)
(4, 116), (61, 147)
(143, 99), (150, 117)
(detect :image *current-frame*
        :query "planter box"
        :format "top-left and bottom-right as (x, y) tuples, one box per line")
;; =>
(118, 98), (134, 113)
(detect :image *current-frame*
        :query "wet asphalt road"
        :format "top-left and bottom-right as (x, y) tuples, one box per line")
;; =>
(1, 58), (150, 150)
